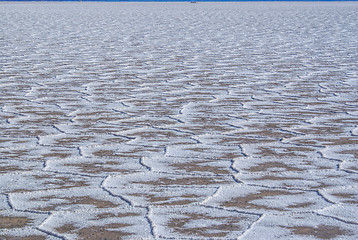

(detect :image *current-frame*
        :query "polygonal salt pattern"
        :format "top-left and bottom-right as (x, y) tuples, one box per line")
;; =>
(0, 160), (45, 174)
(39, 208), (150, 240)
(318, 204), (358, 224)
(151, 206), (260, 239)
(104, 172), (234, 188)
(240, 213), (358, 240)
(81, 143), (165, 159)
(45, 157), (146, 176)
(241, 143), (323, 158)
(109, 186), (218, 207)
(320, 186), (358, 205)
(237, 170), (355, 190)
(10, 187), (128, 212)
(166, 144), (245, 159)
(340, 161), (358, 173)
(38, 133), (130, 148)
(143, 156), (234, 175)
(0, 210), (51, 240)
(1, 2), (358, 239)
(0, 172), (101, 194)
(0, 145), (80, 162)
(321, 145), (358, 161)
(203, 185), (332, 214)
(233, 157), (338, 173)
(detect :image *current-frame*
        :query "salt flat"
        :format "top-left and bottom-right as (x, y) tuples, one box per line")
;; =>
(0, 2), (358, 239)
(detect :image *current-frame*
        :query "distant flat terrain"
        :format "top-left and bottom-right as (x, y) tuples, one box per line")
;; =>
(0, 2), (357, 239)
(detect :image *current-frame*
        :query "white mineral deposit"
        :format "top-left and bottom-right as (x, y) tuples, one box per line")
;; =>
(0, 2), (357, 239)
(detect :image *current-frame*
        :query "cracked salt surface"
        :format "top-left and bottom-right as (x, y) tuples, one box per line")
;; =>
(1, 2), (358, 239)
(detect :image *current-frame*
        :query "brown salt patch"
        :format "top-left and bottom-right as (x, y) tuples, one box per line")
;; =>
(256, 175), (302, 181)
(62, 196), (119, 208)
(0, 149), (29, 159)
(302, 160), (332, 170)
(125, 129), (186, 139)
(247, 161), (303, 173)
(103, 137), (128, 144)
(243, 122), (295, 129)
(218, 137), (275, 145)
(76, 224), (132, 239)
(128, 192), (200, 206)
(93, 150), (116, 157)
(22, 111), (65, 116)
(119, 118), (177, 127)
(55, 223), (77, 234)
(5, 189), (34, 194)
(33, 174), (52, 179)
(51, 181), (90, 190)
(240, 130), (295, 139)
(284, 225), (349, 239)
(80, 126), (122, 134)
(166, 200), (195, 205)
(74, 116), (121, 123)
(331, 193), (358, 204)
(75, 111), (114, 117)
(35, 196), (119, 211)
(287, 202), (314, 208)
(63, 161), (132, 174)
(174, 96), (212, 102)
(0, 216), (32, 229)
(191, 125), (235, 133)
(33, 175), (90, 189)
(0, 165), (22, 173)
(170, 161), (230, 175)
(134, 176), (229, 186)
(0, 235), (46, 240)
(115, 148), (162, 158)
(185, 115), (231, 125)
(333, 118), (358, 125)
(18, 117), (67, 125)
(0, 139), (31, 144)
(223, 190), (301, 211)
(308, 182), (334, 190)
(293, 126), (345, 135)
(292, 137), (358, 146)
(0, 128), (49, 137)
(42, 151), (71, 159)
(94, 147), (161, 158)
(93, 212), (139, 220)
(55, 223), (132, 239)
(256, 146), (314, 158)
(338, 150), (358, 159)
(168, 213), (246, 238)
(344, 165), (358, 171)
(54, 136), (95, 146)
(176, 125), (234, 135)
(184, 146), (240, 159)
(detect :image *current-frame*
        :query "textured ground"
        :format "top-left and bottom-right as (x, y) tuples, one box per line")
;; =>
(0, 2), (358, 239)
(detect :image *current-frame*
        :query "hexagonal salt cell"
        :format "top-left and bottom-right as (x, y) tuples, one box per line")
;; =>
(10, 187), (129, 212)
(39, 207), (150, 239)
(104, 172), (235, 189)
(241, 212), (358, 240)
(203, 185), (333, 214)
(109, 186), (218, 207)
(151, 205), (260, 239)
(143, 155), (234, 175)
